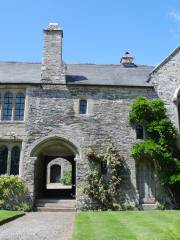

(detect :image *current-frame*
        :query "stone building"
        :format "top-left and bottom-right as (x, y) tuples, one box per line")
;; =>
(0, 23), (179, 210)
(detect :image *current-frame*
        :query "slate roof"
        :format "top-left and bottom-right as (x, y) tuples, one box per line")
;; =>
(66, 64), (153, 87)
(0, 61), (41, 84)
(0, 61), (154, 87)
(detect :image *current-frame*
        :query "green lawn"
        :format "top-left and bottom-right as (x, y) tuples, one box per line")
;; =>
(72, 211), (180, 240)
(0, 210), (24, 223)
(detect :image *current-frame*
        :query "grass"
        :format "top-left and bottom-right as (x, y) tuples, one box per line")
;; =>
(0, 210), (24, 224)
(72, 211), (180, 240)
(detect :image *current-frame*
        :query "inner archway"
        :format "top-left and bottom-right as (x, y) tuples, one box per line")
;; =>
(31, 137), (78, 199)
(50, 164), (61, 183)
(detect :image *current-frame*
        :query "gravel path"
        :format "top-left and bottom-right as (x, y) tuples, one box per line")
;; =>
(0, 212), (75, 240)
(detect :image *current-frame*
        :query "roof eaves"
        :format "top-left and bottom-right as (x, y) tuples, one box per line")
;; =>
(0, 60), (41, 65)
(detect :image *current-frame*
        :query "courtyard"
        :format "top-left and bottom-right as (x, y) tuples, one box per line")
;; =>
(72, 211), (180, 240)
(0, 210), (180, 240)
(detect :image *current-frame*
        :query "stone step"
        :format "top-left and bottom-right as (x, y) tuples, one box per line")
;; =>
(36, 203), (76, 208)
(36, 207), (76, 212)
(142, 203), (157, 210)
(35, 198), (76, 212)
(36, 198), (76, 204)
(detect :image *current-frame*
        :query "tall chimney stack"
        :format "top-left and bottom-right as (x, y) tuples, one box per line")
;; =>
(41, 23), (65, 84)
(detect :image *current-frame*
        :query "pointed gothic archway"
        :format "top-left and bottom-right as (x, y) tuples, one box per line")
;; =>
(30, 136), (78, 199)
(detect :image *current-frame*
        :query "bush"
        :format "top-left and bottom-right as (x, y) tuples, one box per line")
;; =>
(129, 96), (180, 204)
(60, 169), (72, 185)
(0, 175), (32, 211)
(84, 145), (130, 210)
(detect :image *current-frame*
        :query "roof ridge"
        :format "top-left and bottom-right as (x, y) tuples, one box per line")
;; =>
(0, 60), (41, 64)
(66, 63), (154, 68)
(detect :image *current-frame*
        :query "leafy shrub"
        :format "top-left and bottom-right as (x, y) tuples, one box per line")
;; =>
(60, 169), (72, 185)
(157, 203), (165, 210)
(121, 201), (134, 211)
(129, 96), (180, 204)
(84, 145), (131, 210)
(0, 175), (32, 211)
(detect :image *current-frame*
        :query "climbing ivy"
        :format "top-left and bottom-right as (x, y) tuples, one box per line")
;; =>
(84, 145), (132, 210)
(129, 96), (180, 204)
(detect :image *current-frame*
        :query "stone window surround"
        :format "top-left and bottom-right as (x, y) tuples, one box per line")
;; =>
(0, 142), (22, 175)
(79, 98), (88, 115)
(135, 125), (146, 140)
(0, 89), (26, 122)
(73, 98), (94, 116)
(46, 157), (72, 184)
(136, 125), (145, 139)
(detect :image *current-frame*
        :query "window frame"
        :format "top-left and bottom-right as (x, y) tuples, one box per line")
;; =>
(14, 92), (25, 121)
(136, 125), (144, 140)
(0, 145), (8, 175)
(0, 142), (21, 176)
(0, 90), (26, 122)
(10, 145), (20, 175)
(2, 92), (13, 121)
(79, 99), (88, 115)
(100, 160), (108, 175)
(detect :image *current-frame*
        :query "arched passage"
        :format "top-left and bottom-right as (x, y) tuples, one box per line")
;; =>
(31, 136), (78, 199)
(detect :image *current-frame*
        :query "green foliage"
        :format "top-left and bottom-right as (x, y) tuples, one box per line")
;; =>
(157, 203), (166, 210)
(129, 97), (166, 126)
(129, 96), (180, 202)
(60, 168), (72, 185)
(0, 175), (32, 211)
(147, 119), (177, 147)
(84, 146), (131, 210)
(0, 210), (24, 222)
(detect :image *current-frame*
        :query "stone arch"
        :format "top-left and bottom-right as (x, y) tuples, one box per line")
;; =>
(29, 135), (79, 199)
(47, 157), (72, 184)
(30, 135), (79, 158)
(173, 86), (180, 103)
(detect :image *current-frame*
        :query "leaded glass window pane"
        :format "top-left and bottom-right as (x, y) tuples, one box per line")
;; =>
(14, 93), (25, 121)
(10, 146), (20, 175)
(0, 146), (8, 174)
(136, 125), (144, 139)
(79, 100), (87, 114)
(2, 92), (13, 120)
(101, 161), (107, 175)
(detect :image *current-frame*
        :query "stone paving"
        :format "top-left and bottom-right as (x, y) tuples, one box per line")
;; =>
(0, 212), (75, 240)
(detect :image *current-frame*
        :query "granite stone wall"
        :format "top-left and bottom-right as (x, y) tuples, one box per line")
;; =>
(20, 84), (155, 208)
(150, 50), (180, 130)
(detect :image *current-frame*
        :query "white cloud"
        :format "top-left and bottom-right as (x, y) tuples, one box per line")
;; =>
(169, 10), (180, 39)
(170, 10), (180, 22)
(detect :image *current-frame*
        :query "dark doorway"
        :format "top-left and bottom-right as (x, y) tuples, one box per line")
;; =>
(50, 164), (61, 183)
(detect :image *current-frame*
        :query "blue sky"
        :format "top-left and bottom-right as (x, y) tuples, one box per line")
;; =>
(1, 0), (180, 65)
